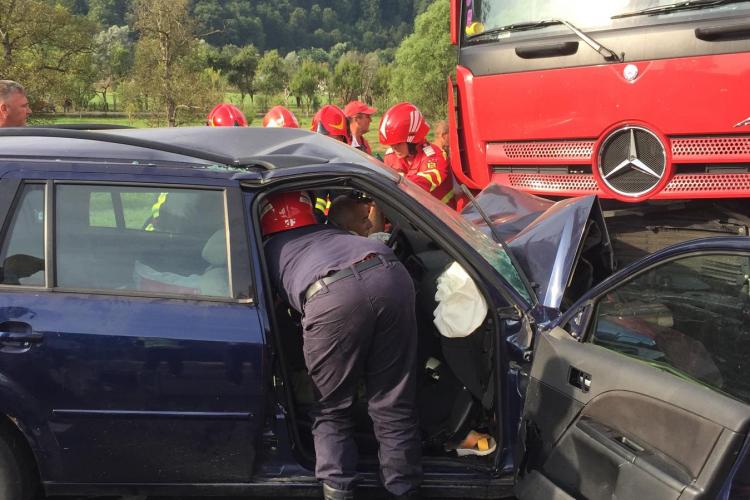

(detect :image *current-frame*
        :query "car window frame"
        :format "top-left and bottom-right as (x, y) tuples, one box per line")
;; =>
(0, 179), (255, 304)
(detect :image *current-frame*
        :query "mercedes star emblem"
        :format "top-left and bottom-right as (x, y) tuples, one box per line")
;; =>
(604, 129), (662, 181)
(597, 126), (667, 198)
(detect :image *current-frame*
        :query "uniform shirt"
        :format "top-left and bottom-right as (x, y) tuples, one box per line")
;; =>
(265, 224), (395, 313)
(384, 142), (454, 206)
(351, 135), (372, 155)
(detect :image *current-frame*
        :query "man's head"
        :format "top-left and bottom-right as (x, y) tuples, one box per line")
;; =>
(0, 80), (31, 127)
(328, 195), (373, 237)
(344, 100), (377, 137)
(434, 120), (449, 151)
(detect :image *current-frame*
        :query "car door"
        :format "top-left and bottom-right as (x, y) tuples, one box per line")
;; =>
(515, 237), (750, 500)
(0, 174), (265, 486)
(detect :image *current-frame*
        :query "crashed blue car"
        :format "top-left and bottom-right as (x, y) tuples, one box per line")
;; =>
(0, 127), (747, 499)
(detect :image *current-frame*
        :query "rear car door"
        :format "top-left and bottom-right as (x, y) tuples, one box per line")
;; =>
(0, 173), (265, 487)
(516, 237), (750, 499)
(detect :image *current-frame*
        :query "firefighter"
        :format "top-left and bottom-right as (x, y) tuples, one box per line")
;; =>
(262, 191), (422, 500)
(263, 105), (300, 128)
(379, 103), (454, 207)
(311, 104), (350, 144)
(343, 100), (376, 155)
(206, 103), (248, 127)
(310, 104), (351, 219)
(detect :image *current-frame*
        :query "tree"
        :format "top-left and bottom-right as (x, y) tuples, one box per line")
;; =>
(389, 0), (456, 119)
(290, 60), (328, 114)
(229, 44), (259, 104)
(331, 51), (364, 104)
(92, 25), (133, 112)
(0, 0), (98, 107)
(132, 0), (197, 126)
(253, 49), (287, 109)
(87, 0), (129, 27)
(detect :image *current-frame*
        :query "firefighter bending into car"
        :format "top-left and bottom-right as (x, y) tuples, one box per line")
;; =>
(262, 191), (422, 500)
(380, 102), (455, 207)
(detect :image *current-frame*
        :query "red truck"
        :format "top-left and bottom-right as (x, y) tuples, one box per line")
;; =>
(448, 0), (750, 262)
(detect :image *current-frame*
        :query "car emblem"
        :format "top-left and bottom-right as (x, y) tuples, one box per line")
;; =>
(735, 116), (750, 127)
(597, 126), (667, 198)
(623, 64), (639, 82)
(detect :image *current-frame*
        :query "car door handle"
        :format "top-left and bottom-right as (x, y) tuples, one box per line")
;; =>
(0, 331), (44, 344)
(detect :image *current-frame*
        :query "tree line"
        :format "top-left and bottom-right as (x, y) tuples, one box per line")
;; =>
(0, 0), (455, 126)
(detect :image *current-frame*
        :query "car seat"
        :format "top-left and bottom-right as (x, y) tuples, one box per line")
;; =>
(134, 229), (229, 297)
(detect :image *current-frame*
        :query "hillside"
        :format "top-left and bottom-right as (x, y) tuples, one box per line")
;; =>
(64, 0), (433, 53)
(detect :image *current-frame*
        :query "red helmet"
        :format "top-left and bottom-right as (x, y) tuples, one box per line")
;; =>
(378, 102), (429, 146)
(263, 105), (300, 128)
(311, 105), (350, 143)
(207, 103), (248, 127)
(260, 191), (317, 236)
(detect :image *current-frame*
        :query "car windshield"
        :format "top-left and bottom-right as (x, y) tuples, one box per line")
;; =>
(464, 0), (750, 39)
(396, 177), (533, 305)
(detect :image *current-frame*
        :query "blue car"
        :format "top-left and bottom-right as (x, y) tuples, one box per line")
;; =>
(0, 127), (747, 499)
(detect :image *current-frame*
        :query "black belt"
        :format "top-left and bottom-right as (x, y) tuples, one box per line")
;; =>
(304, 255), (399, 302)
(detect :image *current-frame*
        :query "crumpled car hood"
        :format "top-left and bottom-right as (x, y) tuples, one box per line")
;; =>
(461, 184), (611, 310)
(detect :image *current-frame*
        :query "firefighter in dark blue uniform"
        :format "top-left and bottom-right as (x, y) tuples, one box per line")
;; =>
(262, 191), (422, 500)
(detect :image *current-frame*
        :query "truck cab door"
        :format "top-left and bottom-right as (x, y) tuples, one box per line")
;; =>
(516, 238), (750, 499)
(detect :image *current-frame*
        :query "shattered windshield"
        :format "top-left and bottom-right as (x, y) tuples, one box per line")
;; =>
(397, 177), (533, 305)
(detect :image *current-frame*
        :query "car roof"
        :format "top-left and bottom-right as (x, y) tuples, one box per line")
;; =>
(0, 127), (390, 180)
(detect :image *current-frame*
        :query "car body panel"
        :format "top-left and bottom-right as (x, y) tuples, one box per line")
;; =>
(518, 237), (750, 499)
(461, 183), (613, 309)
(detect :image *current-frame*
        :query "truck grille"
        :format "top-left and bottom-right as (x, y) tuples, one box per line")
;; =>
(672, 136), (750, 159)
(489, 135), (750, 199)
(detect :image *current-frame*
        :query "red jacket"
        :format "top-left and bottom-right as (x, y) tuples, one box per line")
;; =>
(352, 135), (372, 155)
(384, 142), (454, 206)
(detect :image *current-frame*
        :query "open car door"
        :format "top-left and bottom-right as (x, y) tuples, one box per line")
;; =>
(515, 237), (750, 499)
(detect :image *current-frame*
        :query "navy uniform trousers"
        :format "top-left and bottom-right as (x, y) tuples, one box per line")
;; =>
(301, 257), (422, 496)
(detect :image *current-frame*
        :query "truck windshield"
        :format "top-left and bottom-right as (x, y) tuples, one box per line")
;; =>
(464, 0), (750, 40)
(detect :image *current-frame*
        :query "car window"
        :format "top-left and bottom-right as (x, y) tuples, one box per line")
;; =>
(56, 185), (230, 297)
(0, 184), (45, 286)
(590, 253), (750, 404)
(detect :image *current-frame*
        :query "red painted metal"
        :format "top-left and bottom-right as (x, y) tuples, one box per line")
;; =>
(455, 52), (750, 201)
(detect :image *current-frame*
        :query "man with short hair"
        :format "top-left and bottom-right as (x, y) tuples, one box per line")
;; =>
(328, 195), (374, 237)
(433, 120), (450, 159)
(344, 100), (376, 155)
(0, 80), (31, 127)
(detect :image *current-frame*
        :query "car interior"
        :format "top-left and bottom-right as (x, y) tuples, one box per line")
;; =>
(262, 182), (504, 470)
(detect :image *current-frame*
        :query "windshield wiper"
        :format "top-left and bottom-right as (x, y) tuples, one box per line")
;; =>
(612, 0), (750, 19)
(468, 19), (622, 62)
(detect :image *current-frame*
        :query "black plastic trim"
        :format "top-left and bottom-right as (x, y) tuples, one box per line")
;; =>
(695, 22), (750, 41)
(460, 17), (750, 76)
(515, 41), (579, 59)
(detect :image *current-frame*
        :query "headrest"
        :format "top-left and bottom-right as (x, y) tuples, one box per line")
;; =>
(202, 230), (227, 267)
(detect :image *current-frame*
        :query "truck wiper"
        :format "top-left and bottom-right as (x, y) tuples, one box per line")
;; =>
(612, 0), (750, 19)
(468, 19), (623, 62)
